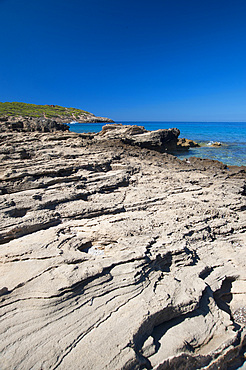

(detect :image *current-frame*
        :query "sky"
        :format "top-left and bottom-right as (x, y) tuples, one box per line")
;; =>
(0, 0), (246, 121)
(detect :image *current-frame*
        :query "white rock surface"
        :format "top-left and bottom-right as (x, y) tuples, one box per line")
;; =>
(0, 129), (246, 369)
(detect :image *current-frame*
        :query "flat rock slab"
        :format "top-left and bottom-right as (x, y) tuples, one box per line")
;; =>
(0, 130), (246, 369)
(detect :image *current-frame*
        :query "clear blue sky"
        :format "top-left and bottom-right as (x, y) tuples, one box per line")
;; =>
(1, 0), (246, 121)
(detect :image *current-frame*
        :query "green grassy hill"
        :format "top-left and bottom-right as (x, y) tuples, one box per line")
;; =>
(0, 102), (91, 119)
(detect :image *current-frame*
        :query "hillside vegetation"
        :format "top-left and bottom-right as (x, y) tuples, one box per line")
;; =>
(0, 102), (91, 119)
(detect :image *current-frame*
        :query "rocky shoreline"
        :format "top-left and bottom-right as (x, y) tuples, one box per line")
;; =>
(0, 124), (246, 369)
(0, 113), (114, 133)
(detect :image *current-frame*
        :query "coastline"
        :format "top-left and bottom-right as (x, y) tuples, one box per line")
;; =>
(0, 126), (246, 369)
(68, 121), (246, 167)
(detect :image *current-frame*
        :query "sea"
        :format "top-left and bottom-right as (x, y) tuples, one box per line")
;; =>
(67, 121), (246, 167)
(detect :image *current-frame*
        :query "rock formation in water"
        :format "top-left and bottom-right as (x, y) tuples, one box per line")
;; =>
(0, 125), (246, 369)
(97, 123), (199, 152)
(97, 123), (181, 152)
(177, 137), (200, 150)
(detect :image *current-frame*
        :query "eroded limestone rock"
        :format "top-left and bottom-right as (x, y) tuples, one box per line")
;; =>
(96, 124), (181, 152)
(0, 129), (246, 369)
(177, 137), (200, 150)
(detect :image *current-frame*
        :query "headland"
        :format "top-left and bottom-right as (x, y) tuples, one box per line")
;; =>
(0, 102), (114, 129)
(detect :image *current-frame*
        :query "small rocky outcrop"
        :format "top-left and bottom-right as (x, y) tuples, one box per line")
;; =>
(211, 141), (222, 147)
(177, 137), (200, 150)
(97, 123), (181, 152)
(0, 128), (246, 370)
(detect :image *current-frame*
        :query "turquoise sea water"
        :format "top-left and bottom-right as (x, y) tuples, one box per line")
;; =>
(68, 121), (246, 167)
